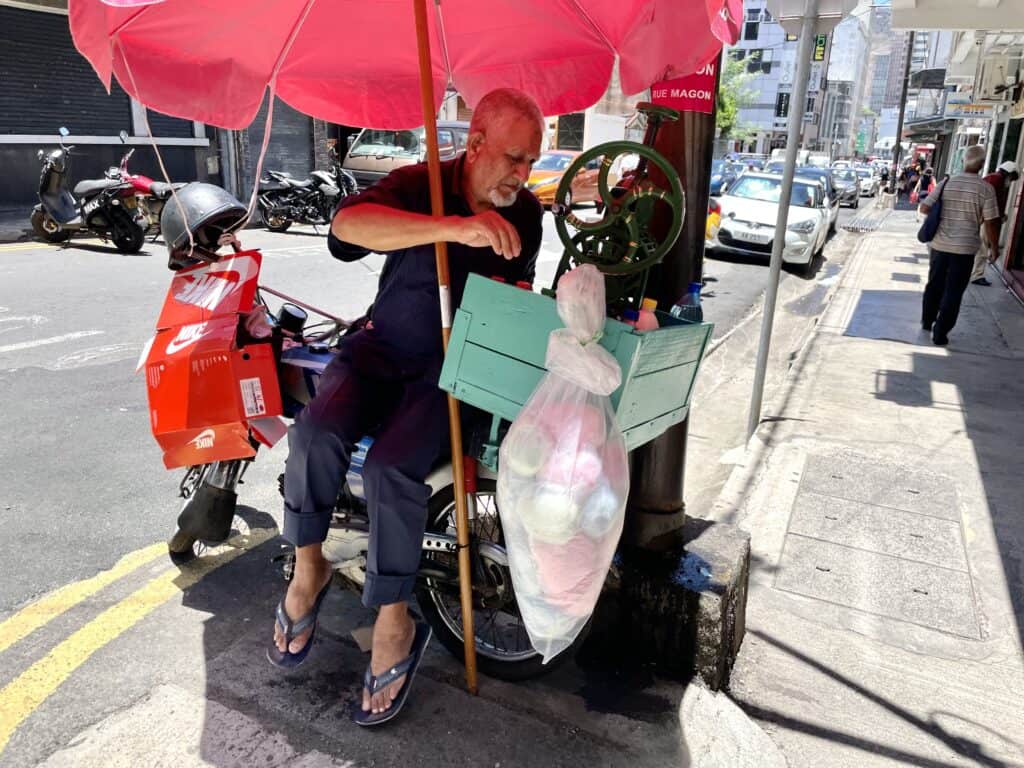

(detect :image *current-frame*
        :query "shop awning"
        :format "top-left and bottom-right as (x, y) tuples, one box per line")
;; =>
(893, 0), (1024, 31)
(910, 68), (948, 90)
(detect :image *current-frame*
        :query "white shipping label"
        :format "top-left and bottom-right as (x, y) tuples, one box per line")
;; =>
(239, 377), (267, 418)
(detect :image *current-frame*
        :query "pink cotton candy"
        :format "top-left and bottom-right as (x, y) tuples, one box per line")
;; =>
(534, 534), (601, 611)
(538, 444), (603, 492)
(534, 401), (607, 448)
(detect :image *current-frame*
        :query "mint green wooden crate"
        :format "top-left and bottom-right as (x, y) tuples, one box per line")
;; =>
(440, 274), (714, 456)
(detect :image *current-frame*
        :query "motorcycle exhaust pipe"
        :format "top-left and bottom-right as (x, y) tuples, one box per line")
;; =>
(176, 461), (242, 543)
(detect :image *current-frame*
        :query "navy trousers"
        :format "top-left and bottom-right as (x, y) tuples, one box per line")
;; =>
(922, 248), (974, 338)
(282, 333), (448, 607)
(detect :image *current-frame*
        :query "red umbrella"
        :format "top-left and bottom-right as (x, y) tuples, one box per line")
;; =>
(72, 0), (740, 129)
(69, 0), (739, 694)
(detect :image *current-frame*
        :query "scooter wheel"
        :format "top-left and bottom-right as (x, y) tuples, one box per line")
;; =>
(111, 208), (146, 254)
(31, 208), (70, 243)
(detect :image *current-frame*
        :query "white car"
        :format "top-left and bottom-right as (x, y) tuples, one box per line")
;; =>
(705, 172), (830, 273)
(855, 166), (880, 196)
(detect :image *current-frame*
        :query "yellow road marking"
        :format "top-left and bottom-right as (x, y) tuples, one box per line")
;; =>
(0, 543), (166, 655)
(0, 528), (275, 754)
(0, 243), (43, 252)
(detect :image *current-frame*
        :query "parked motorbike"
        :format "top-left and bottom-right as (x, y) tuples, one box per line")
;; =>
(257, 147), (358, 232)
(143, 182), (570, 681)
(105, 130), (185, 233)
(31, 127), (148, 253)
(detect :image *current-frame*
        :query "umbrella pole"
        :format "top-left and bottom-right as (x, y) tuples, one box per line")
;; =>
(413, 0), (479, 696)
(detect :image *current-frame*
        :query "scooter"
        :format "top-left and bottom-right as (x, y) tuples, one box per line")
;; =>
(144, 184), (569, 681)
(105, 131), (185, 234)
(257, 146), (358, 232)
(31, 127), (148, 253)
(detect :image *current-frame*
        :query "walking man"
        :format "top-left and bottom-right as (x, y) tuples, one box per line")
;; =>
(970, 161), (1019, 286)
(919, 145), (1001, 346)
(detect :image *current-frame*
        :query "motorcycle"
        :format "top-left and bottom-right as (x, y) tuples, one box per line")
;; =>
(143, 182), (571, 682)
(31, 127), (148, 253)
(257, 146), (358, 233)
(105, 130), (185, 234)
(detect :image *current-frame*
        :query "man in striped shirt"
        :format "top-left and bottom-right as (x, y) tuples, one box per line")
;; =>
(918, 145), (1001, 346)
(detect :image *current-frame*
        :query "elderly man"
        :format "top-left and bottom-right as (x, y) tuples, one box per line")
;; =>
(970, 160), (1020, 286)
(269, 88), (544, 725)
(919, 145), (1000, 346)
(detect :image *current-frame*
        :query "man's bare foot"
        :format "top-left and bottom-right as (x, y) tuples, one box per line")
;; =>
(273, 546), (332, 655)
(362, 604), (415, 715)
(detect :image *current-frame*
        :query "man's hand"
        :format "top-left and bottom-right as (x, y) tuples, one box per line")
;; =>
(448, 211), (522, 259)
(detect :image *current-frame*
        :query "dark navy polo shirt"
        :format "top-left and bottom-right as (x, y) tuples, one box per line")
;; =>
(328, 155), (543, 362)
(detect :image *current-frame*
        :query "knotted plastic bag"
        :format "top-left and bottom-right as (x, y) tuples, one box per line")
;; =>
(497, 264), (629, 662)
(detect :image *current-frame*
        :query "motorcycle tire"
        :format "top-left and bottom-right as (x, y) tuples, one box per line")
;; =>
(31, 208), (71, 243)
(262, 209), (292, 233)
(110, 207), (146, 253)
(415, 480), (587, 682)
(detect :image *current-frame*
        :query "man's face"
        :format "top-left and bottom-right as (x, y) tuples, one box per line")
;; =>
(465, 115), (542, 209)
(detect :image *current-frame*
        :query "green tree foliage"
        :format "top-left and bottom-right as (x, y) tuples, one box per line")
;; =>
(716, 54), (755, 139)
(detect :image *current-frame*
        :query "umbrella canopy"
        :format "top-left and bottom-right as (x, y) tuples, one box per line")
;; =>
(70, 0), (741, 130)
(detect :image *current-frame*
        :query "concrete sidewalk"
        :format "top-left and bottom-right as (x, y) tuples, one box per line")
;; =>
(712, 211), (1024, 767)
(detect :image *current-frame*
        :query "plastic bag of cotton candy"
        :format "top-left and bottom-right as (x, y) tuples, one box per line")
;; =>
(497, 263), (629, 663)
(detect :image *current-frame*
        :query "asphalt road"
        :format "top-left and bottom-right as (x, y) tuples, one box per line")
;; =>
(0, 204), (857, 767)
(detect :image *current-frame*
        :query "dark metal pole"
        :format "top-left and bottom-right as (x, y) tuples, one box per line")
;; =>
(625, 57), (721, 550)
(888, 30), (915, 194)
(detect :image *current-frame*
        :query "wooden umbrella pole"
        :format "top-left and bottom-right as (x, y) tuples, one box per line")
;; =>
(413, 0), (478, 695)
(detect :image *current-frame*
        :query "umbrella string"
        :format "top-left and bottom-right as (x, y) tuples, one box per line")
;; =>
(115, 37), (195, 258)
(239, 0), (318, 231)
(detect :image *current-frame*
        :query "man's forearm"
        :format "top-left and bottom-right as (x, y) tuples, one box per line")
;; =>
(333, 204), (458, 252)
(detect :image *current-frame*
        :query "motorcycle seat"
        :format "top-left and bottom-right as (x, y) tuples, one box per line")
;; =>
(286, 178), (314, 189)
(73, 178), (121, 197)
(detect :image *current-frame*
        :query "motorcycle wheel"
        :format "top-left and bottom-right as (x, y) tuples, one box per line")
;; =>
(415, 480), (586, 682)
(263, 211), (292, 233)
(111, 208), (145, 253)
(31, 208), (71, 243)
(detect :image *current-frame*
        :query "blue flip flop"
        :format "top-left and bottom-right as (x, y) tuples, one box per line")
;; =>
(266, 580), (331, 669)
(353, 622), (432, 727)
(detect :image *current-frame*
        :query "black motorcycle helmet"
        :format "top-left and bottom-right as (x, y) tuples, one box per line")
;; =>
(160, 182), (248, 270)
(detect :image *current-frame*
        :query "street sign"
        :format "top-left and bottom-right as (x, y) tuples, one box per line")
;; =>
(651, 61), (716, 114)
(943, 94), (995, 119)
(813, 34), (827, 62)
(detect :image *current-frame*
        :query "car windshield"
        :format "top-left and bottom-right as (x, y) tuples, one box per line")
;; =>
(728, 176), (818, 208)
(533, 153), (575, 172)
(856, 169), (872, 178)
(348, 129), (421, 157)
(835, 170), (857, 181)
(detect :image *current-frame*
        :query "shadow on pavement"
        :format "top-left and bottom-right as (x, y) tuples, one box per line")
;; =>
(174, 504), (689, 766)
(736, 630), (1017, 768)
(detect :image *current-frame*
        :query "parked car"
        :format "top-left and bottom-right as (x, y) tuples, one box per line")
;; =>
(831, 168), (862, 207)
(525, 150), (622, 208)
(705, 172), (829, 273)
(795, 167), (840, 234)
(710, 159), (743, 196)
(342, 121), (469, 189)
(764, 160), (786, 173)
(855, 166), (880, 196)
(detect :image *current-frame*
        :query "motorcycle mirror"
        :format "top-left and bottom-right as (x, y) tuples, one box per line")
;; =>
(58, 127), (69, 137)
(119, 130), (129, 144)
(37, 149), (44, 159)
